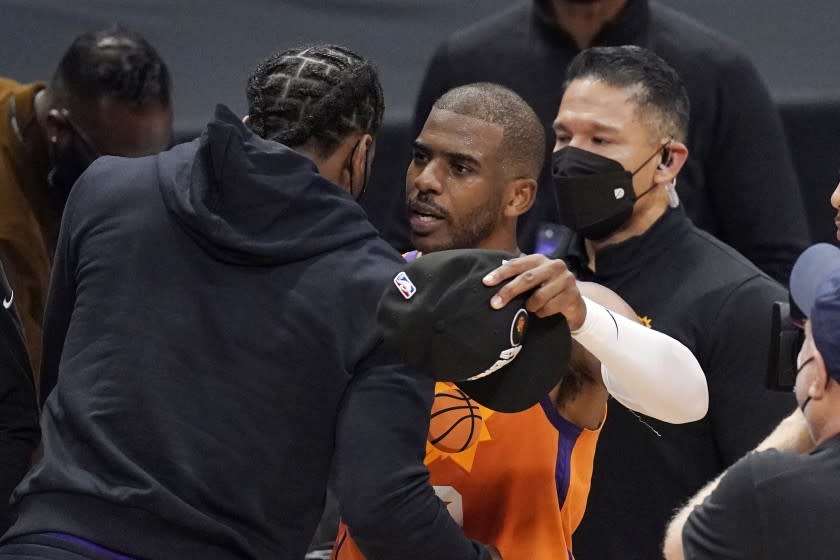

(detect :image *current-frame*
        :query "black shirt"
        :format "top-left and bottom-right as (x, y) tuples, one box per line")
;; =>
(555, 207), (795, 560)
(684, 433), (840, 560)
(0, 259), (38, 534)
(411, 0), (809, 284)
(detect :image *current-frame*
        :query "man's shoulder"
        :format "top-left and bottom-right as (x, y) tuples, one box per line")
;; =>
(441, 3), (531, 58)
(73, 154), (158, 200)
(62, 153), (165, 233)
(649, 3), (752, 72)
(341, 237), (405, 291)
(680, 225), (783, 292)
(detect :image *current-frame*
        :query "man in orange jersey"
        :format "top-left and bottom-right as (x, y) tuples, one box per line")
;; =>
(332, 82), (707, 560)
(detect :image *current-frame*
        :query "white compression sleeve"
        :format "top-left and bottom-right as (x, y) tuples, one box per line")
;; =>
(571, 296), (708, 424)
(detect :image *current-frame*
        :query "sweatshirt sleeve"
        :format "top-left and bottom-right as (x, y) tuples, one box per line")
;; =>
(334, 346), (491, 560)
(38, 176), (80, 405)
(571, 296), (709, 424)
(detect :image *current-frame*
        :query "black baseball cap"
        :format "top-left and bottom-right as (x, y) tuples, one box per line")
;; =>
(377, 248), (571, 413)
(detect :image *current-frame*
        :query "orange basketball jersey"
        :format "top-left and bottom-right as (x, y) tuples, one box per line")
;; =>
(331, 381), (602, 560)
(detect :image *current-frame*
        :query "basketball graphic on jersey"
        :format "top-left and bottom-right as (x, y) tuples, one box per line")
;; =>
(428, 386), (484, 453)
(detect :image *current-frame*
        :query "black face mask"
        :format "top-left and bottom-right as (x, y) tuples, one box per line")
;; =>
(47, 112), (101, 213)
(551, 144), (667, 240)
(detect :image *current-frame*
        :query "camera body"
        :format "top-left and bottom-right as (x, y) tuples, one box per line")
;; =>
(766, 300), (806, 392)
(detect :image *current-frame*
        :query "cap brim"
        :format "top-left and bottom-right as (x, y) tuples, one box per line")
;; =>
(456, 313), (570, 413)
(791, 243), (840, 318)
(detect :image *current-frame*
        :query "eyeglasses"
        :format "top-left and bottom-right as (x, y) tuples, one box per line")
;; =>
(59, 109), (102, 161)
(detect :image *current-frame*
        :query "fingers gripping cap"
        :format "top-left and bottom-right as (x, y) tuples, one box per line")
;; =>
(377, 249), (571, 412)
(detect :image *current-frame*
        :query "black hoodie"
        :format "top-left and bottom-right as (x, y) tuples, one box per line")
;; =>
(3, 106), (489, 560)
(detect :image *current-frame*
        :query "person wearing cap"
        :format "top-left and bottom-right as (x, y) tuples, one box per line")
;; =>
(549, 46), (795, 559)
(332, 82), (707, 560)
(663, 242), (840, 560)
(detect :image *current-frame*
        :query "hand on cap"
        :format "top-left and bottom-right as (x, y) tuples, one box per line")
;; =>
(482, 254), (586, 330)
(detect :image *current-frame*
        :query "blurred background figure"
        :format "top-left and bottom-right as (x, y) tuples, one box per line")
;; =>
(0, 260), (39, 535)
(0, 25), (172, 380)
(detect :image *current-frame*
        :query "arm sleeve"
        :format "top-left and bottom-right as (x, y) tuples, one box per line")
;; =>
(706, 278), (794, 464)
(682, 454), (762, 560)
(571, 296), (708, 424)
(334, 347), (490, 560)
(0, 260), (39, 533)
(704, 52), (809, 284)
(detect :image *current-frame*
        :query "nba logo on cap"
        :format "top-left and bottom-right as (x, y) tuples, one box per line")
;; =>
(394, 271), (417, 300)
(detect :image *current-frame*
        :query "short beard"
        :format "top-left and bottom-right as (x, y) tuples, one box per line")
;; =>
(423, 196), (504, 253)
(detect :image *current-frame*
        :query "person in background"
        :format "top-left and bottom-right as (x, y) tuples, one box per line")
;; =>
(410, 0), (808, 285)
(549, 45), (793, 560)
(0, 25), (173, 380)
(0, 259), (38, 535)
(664, 241), (840, 560)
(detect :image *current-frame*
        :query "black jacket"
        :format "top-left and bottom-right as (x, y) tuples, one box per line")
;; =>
(4, 106), (489, 560)
(412, 0), (809, 284)
(556, 207), (795, 560)
(0, 260), (38, 534)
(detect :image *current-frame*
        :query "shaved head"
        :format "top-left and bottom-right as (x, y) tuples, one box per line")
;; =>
(433, 83), (545, 180)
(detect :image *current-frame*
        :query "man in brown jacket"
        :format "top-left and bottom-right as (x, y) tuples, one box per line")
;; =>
(0, 26), (172, 379)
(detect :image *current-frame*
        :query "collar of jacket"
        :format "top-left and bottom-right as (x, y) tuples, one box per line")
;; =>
(556, 206), (690, 282)
(530, 0), (651, 50)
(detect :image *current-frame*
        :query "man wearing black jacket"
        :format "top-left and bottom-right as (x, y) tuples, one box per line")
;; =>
(410, 0), (809, 285)
(0, 45), (496, 560)
(549, 46), (794, 560)
(0, 261), (39, 535)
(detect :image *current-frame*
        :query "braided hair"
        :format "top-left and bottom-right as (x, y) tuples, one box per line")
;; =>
(246, 44), (384, 156)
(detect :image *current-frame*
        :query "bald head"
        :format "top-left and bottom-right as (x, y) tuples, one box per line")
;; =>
(433, 83), (545, 180)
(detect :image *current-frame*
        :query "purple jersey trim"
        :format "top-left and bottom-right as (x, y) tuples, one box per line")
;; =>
(539, 396), (583, 511)
(46, 532), (137, 560)
(402, 250), (421, 262)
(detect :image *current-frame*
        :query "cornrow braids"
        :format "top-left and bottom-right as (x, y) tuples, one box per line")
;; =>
(246, 44), (384, 156)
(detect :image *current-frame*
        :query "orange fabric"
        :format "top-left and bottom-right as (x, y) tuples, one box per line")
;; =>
(0, 77), (57, 382)
(332, 382), (602, 560)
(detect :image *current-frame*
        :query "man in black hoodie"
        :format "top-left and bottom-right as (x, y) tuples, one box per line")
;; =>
(0, 45), (497, 560)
